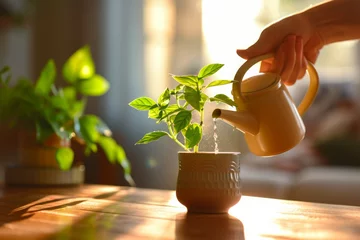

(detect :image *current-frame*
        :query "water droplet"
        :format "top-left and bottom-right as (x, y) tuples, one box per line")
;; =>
(213, 118), (219, 154)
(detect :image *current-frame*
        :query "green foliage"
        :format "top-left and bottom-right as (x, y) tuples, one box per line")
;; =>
(0, 46), (133, 185)
(129, 63), (236, 152)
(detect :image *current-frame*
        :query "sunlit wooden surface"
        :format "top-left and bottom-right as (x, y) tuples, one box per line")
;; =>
(0, 184), (359, 240)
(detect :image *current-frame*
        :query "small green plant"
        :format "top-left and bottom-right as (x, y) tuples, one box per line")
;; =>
(129, 64), (236, 152)
(0, 46), (133, 185)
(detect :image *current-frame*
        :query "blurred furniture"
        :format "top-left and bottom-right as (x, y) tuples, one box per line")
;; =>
(239, 81), (360, 206)
(240, 164), (360, 206)
(1, 184), (360, 239)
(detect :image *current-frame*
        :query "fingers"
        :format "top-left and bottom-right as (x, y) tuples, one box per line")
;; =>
(305, 49), (320, 64)
(281, 35), (296, 85)
(270, 44), (285, 75)
(260, 61), (272, 73)
(288, 36), (303, 85)
(260, 58), (274, 73)
(304, 34), (324, 64)
(298, 57), (307, 79)
(241, 33), (319, 87)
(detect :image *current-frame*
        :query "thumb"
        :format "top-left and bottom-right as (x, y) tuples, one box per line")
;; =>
(236, 36), (275, 59)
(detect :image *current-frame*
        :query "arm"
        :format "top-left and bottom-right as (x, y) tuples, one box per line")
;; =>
(303, 0), (360, 44)
(237, 0), (360, 86)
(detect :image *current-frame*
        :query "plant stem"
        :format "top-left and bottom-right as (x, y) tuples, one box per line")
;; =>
(192, 107), (205, 153)
(167, 118), (188, 151)
(200, 108), (204, 126)
(172, 135), (188, 151)
(194, 145), (199, 152)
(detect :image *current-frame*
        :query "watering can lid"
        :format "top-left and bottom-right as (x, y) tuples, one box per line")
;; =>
(241, 73), (280, 93)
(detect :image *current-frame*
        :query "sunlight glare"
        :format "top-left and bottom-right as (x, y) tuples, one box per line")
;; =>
(229, 196), (333, 239)
(202, 0), (263, 81)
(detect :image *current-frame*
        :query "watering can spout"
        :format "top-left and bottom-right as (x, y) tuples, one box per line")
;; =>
(212, 109), (259, 136)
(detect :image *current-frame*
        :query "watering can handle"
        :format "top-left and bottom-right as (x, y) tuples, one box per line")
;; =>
(233, 53), (319, 116)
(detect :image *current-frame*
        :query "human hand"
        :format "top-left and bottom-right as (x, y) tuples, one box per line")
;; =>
(237, 14), (324, 86)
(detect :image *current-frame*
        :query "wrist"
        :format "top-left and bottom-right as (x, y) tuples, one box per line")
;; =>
(300, 0), (360, 44)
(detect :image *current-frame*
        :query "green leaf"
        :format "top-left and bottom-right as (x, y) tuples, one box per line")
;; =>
(76, 74), (109, 96)
(62, 86), (76, 100)
(63, 45), (95, 83)
(170, 84), (184, 95)
(35, 121), (54, 143)
(69, 99), (86, 118)
(136, 131), (169, 144)
(198, 63), (224, 79)
(34, 59), (56, 95)
(56, 147), (74, 170)
(200, 93), (209, 110)
(210, 94), (237, 107)
(79, 115), (100, 143)
(174, 110), (192, 133)
(98, 136), (117, 164)
(198, 78), (205, 87)
(177, 93), (185, 100)
(185, 123), (202, 149)
(148, 107), (162, 120)
(50, 95), (68, 110)
(129, 97), (157, 111)
(157, 88), (170, 108)
(96, 117), (112, 137)
(116, 149), (134, 186)
(184, 86), (201, 111)
(166, 104), (180, 113)
(158, 104), (182, 121)
(84, 143), (98, 156)
(206, 80), (234, 88)
(171, 75), (198, 88)
(116, 145), (127, 166)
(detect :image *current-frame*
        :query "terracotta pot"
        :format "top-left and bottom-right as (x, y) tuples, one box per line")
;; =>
(19, 131), (71, 168)
(176, 152), (242, 213)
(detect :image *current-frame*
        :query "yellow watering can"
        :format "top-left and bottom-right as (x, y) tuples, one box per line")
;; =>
(212, 53), (319, 156)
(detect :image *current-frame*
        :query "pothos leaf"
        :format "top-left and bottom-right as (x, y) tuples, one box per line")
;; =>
(79, 115), (100, 143)
(76, 74), (109, 96)
(98, 136), (118, 164)
(34, 59), (56, 95)
(63, 45), (95, 83)
(56, 147), (74, 170)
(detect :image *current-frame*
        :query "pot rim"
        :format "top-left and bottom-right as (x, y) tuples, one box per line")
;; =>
(178, 151), (241, 155)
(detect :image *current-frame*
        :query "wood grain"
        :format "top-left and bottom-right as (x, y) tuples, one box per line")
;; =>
(0, 184), (359, 239)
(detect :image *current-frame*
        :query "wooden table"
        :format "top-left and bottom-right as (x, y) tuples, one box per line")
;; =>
(0, 184), (359, 240)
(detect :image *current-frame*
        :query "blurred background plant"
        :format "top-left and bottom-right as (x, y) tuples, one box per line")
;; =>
(0, 46), (133, 185)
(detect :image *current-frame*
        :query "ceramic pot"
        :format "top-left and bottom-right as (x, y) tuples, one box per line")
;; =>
(5, 131), (84, 186)
(18, 131), (70, 168)
(176, 152), (242, 213)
